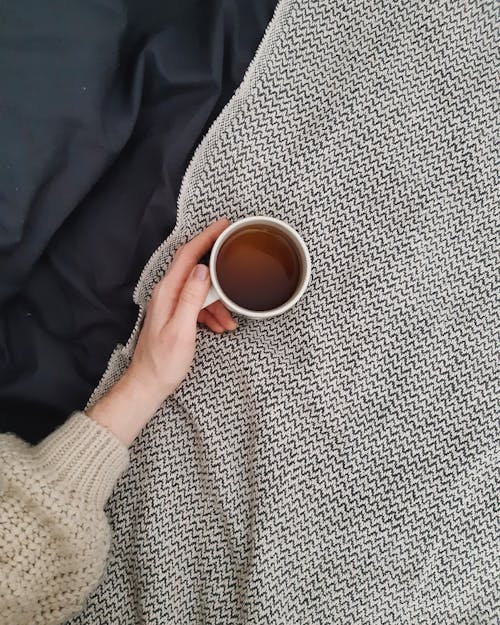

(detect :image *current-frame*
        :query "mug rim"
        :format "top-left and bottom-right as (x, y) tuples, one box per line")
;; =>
(209, 215), (311, 319)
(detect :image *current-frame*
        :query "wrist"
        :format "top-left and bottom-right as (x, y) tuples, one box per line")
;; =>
(120, 361), (175, 412)
(87, 370), (167, 447)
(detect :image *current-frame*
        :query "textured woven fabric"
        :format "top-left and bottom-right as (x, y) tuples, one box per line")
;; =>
(69, 0), (498, 623)
(0, 413), (129, 625)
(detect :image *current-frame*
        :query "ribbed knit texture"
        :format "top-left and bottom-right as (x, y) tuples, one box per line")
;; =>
(0, 412), (129, 625)
(69, 0), (497, 623)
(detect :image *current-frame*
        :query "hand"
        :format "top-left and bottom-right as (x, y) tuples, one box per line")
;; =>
(127, 218), (236, 398)
(87, 219), (236, 445)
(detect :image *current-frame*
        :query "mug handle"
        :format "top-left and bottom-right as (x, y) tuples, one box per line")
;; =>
(202, 285), (220, 309)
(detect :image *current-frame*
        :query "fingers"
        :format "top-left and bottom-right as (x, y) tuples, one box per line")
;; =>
(197, 309), (225, 334)
(166, 219), (229, 301)
(147, 218), (229, 330)
(206, 300), (237, 331)
(174, 219), (229, 266)
(197, 301), (237, 334)
(170, 264), (211, 331)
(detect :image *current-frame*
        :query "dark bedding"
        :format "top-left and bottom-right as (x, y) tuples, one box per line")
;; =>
(0, 0), (277, 442)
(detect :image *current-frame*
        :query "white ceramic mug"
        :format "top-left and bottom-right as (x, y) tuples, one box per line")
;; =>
(202, 216), (311, 319)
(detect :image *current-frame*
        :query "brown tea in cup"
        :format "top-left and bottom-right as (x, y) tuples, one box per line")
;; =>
(215, 225), (301, 311)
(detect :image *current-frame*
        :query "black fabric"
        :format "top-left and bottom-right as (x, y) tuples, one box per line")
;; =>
(0, 0), (277, 443)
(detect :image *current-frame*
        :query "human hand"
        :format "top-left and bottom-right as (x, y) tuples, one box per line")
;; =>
(127, 218), (236, 400)
(87, 219), (236, 445)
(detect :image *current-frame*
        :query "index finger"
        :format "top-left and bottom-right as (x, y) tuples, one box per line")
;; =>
(176, 218), (230, 264)
(147, 218), (230, 328)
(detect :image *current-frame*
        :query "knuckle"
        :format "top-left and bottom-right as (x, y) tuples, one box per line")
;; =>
(174, 244), (187, 259)
(178, 241), (194, 257)
(179, 287), (200, 308)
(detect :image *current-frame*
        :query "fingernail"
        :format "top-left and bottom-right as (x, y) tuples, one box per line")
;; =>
(194, 264), (208, 281)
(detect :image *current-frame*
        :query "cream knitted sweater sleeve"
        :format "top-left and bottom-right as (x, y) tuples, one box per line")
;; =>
(0, 412), (129, 625)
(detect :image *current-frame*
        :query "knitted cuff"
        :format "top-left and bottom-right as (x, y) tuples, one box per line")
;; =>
(34, 411), (129, 509)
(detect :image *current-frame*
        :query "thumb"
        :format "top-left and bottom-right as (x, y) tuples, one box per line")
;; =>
(171, 264), (211, 330)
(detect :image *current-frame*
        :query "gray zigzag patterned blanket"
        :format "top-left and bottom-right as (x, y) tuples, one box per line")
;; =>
(69, 1), (498, 623)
